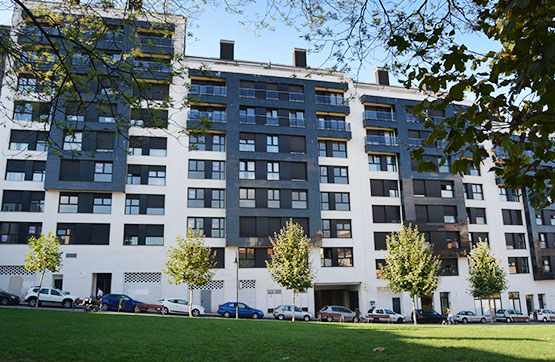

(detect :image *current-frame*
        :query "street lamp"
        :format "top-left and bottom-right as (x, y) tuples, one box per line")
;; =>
(234, 251), (239, 319)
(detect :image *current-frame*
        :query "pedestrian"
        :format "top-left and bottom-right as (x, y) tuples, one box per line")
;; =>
(447, 307), (455, 325)
(96, 288), (104, 301)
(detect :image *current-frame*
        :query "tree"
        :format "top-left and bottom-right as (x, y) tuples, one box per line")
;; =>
(380, 224), (441, 325)
(266, 220), (313, 322)
(467, 240), (508, 323)
(164, 227), (215, 317)
(24, 230), (63, 308)
(245, 0), (554, 209)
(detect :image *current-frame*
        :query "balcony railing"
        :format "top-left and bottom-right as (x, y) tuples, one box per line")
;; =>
(316, 95), (349, 106)
(190, 85), (227, 96)
(238, 88), (304, 102)
(289, 118), (305, 128)
(239, 114), (256, 124)
(188, 110), (227, 123)
(138, 35), (173, 48)
(365, 135), (398, 146)
(364, 110), (395, 122)
(134, 60), (171, 73)
(406, 114), (422, 123)
(317, 120), (351, 131)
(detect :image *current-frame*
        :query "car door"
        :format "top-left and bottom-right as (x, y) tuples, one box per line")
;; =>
(50, 289), (64, 304)
(167, 299), (179, 313)
(282, 306), (291, 319)
(293, 306), (304, 320)
(39, 288), (52, 303)
(238, 303), (249, 317)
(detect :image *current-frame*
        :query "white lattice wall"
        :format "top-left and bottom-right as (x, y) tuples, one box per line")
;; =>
(0, 265), (35, 297)
(122, 272), (161, 303)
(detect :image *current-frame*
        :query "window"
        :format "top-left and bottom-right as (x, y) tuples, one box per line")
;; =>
(321, 219), (351, 238)
(336, 220), (351, 238)
(187, 217), (205, 235)
(542, 257), (552, 272)
(319, 166), (328, 183)
(292, 191), (307, 209)
(509, 292), (521, 311)
(94, 162), (112, 182)
(268, 190), (280, 208)
(18, 76), (37, 92)
(1, 191), (44, 212)
(538, 233), (547, 249)
(125, 196), (140, 214)
(240, 107), (256, 124)
(368, 154), (397, 172)
(189, 134), (206, 151)
(470, 232), (489, 247)
(318, 140), (347, 158)
(443, 206), (457, 224)
(508, 257), (529, 274)
(290, 162), (307, 181)
(334, 167), (348, 184)
(439, 259), (459, 276)
(266, 109), (279, 125)
(212, 190), (225, 208)
(321, 248), (332, 267)
(500, 188), (520, 202)
(93, 194), (111, 214)
(505, 233), (526, 249)
(320, 193), (329, 210)
(320, 248), (353, 267)
(239, 217), (256, 237)
(441, 182), (454, 198)
(240, 188), (256, 208)
(96, 132), (115, 152)
(438, 159), (451, 173)
(465, 164), (481, 176)
(211, 218), (225, 238)
(146, 195), (165, 215)
(239, 136), (255, 152)
(338, 248), (353, 266)
(289, 111), (305, 128)
(57, 226), (74, 245)
(464, 183), (484, 200)
(146, 225), (164, 245)
(212, 161), (225, 180)
(188, 160), (205, 179)
(368, 155), (381, 171)
(187, 189), (205, 208)
(240, 161), (255, 179)
(372, 206), (401, 223)
(322, 219), (331, 238)
(267, 136), (279, 153)
(239, 248), (255, 268)
(57, 224), (110, 245)
(370, 179), (399, 197)
(59, 194), (78, 213)
(445, 232), (460, 249)
(148, 167), (165, 185)
(536, 213), (543, 225)
(502, 209), (523, 225)
(335, 193), (350, 210)
(374, 232), (391, 250)
(467, 208), (487, 224)
(13, 102), (33, 121)
(213, 135), (225, 152)
(123, 224), (164, 245)
(267, 162), (280, 180)
(63, 132), (82, 151)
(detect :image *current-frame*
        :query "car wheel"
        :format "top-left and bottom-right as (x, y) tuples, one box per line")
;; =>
(192, 309), (200, 317)
(1, 298), (8, 305)
(223, 311), (231, 318)
(506, 317), (512, 323)
(63, 299), (73, 309)
(100, 303), (108, 312)
(543, 317), (548, 323)
(251, 313), (260, 319)
(303, 315), (310, 322)
(27, 298), (37, 307)
(462, 318), (468, 324)
(277, 314), (285, 320)
(480, 318), (486, 324)
(397, 318), (404, 324)
(134, 305), (141, 313)
(326, 315), (333, 322)
(161, 307), (169, 315)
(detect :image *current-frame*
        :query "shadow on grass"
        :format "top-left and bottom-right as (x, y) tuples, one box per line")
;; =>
(0, 308), (552, 361)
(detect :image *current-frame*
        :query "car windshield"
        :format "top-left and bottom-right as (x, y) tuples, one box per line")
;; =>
(385, 309), (395, 314)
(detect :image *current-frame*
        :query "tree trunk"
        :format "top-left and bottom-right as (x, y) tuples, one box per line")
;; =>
(189, 286), (193, 317)
(411, 295), (417, 325)
(489, 298), (494, 324)
(36, 270), (45, 308)
(292, 290), (296, 322)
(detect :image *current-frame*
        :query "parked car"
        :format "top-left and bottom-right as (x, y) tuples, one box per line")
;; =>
(495, 309), (529, 323)
(411, 309), (445, 324)
(273, 305), (311, 321)
(0, 288), (20, 305)
(24, 287), (77, 308)
(535, 309), (555, 322)
(100, 294), (144, 313)
(218, 302), (264, 319)
(157, 298), (205, 316)
(367, 307), (404, 323)
(318, 306), (358, 322)
(455, 311), (487, 324)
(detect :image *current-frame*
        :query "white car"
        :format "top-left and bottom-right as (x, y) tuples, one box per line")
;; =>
(24, 286), (77, 308)
(367, 307), (405, 323)
(157, 298), (205, 316)
(454, 311), (487, 324)
(273, 305), (311, 321)
(536, 309), (555, 322)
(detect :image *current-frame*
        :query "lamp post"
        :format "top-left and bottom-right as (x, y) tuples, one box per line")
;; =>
(234, 251), (239, 319)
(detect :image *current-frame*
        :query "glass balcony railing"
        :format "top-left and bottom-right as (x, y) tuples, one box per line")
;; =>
(406, 114), (422, 123)
(239, 88), (255, 98)
(316, 95), (349, 106)
(365, 135), (398, 146)
(364, 110), (395, 122)
(134, 60), (171, 73)
(138, 35), (173, 48)
(190, 85), (227, 96)
(239, 114), (256, 124)
(317, 120), (351, 131)
(289, 118), (305, 128)
(408, 138), (425, 147)
(188, 110), (226, 123)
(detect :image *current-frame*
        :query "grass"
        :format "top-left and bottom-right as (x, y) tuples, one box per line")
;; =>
(1, 308), (554, 361)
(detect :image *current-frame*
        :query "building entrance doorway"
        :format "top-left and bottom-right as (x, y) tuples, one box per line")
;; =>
(421, 294), (433, 309)
(314, 283), (360, 312)
(93, 273), (112, 298)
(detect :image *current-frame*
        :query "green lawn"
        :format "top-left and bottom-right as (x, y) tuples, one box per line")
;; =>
(1, 308), (554, 361)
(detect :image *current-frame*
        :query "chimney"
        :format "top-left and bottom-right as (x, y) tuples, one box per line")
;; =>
(220, 40), (235, 61)
(293, 48), (307, 68)
(374, 67), (390, 86)
(128, 0), (142, 10)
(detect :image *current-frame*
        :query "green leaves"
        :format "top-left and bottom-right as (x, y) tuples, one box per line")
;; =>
(25, 230), (63, 274)
(467, 241), (508, 299)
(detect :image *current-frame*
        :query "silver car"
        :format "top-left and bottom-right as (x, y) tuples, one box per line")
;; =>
(273, 305), (311, 321)
(318, 305), (358, 322)
(454, 311), (487, 324)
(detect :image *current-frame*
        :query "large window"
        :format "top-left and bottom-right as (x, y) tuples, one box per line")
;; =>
(467, 208), (487, 224)
(268, 190), (280, 208)
(319, 141), (347, 158)
(188, 188), (205, 208)
(124, 224), (164, 246)
(63, 132), (82, 151)
(505, 233), (526, 249)
(267, 136), (279, 153)
(267, 162), (280, 180)
(188, 160), (205, 179)
(321, 248), (353, 267)
(239, 135), (255, 152)
(508, 257), (529, 274)
(212, 161), (225, 180)
(291, 191), (307, 209)
(240, 161), (255, 179)
(368, 154), (397, 172)
(94, 162), (113, 182)
(321, 219), (352, 238)
(240, 188), (256, 208)
(502, 209), (523, 225)
(148, 168), (166, 185)
(464, 183), (484, 200)
(93, 194), (112, 214)
(238, 248), (273, 268)
(212, 189), (225, 208)
(372, 206), (401, 223)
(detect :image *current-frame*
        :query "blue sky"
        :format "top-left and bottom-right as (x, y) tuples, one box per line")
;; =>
(0, 3), (500, 85)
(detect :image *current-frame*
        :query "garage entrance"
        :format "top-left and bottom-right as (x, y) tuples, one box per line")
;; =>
(314, 283), (360, 312)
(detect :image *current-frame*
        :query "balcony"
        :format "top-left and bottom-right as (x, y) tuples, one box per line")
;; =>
(364, 111), (395, 122)
(365, 135), (398, 146)
(317, 120), (351, 131)
(133, 60), (171, 73)
(316, 95), (349, 106)
(190, 85), (227, 97)
(289, 118), (305, 128)
(188, 110), (226, 123)
(406, 114), (422, 123)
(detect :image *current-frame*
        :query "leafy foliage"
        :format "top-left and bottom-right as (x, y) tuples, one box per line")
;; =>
(380, 224), (440, 324)
(267, 220), (313, 321)
(24, 230), (63, 274)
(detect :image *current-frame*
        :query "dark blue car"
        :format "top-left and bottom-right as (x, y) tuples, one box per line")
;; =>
(100, 294), (144, 313)
(218, 302), (264, 319)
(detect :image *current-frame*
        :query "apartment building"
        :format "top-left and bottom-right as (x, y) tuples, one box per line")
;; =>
(0, 1), (553, 317)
